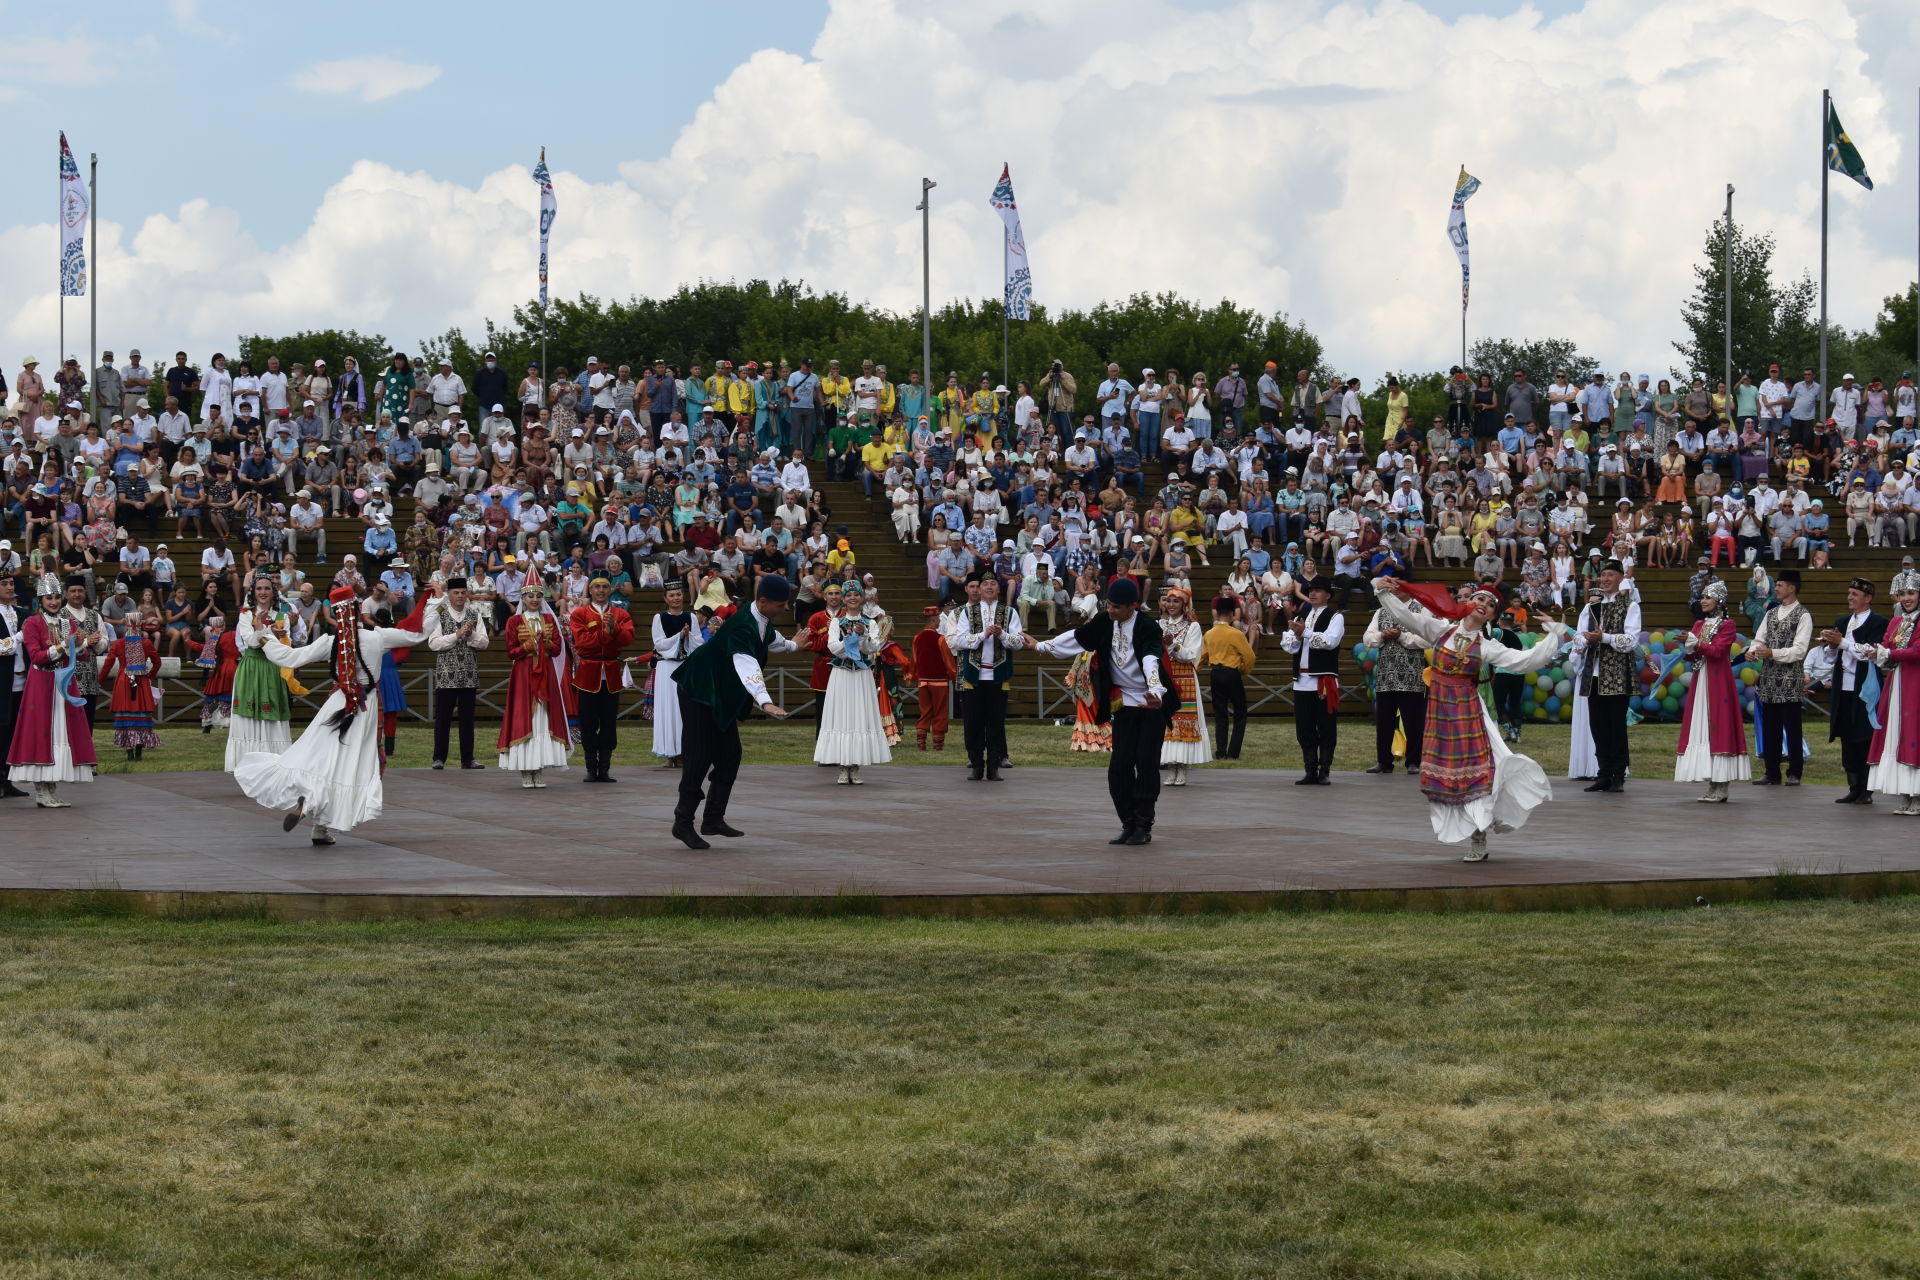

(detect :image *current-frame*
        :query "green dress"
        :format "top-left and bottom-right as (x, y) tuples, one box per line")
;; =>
(233, 608), (297, 722)
(381, 370), (415, 425)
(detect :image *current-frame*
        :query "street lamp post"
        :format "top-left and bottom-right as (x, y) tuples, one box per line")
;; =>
(918, 178), (936, 392)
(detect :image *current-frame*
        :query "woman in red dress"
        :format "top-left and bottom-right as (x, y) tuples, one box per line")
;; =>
(100, 620), (163, 759)
(198, 614), (238, 732)
(1674, 579), (1749, 801)
(497, 584), (572, 788)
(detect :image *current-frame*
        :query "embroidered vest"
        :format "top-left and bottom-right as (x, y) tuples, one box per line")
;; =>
(1757, 604), (1806, 703)
(1580, 597), (1633, 697)
(1370, 612), (1427, 693)
(958, 602), (1015, 687)
(62, 608), (104, 696)
(433, 602), (479, 688)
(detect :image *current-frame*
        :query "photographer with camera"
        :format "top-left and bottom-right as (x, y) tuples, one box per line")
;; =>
(1042, 360), (1077, 436)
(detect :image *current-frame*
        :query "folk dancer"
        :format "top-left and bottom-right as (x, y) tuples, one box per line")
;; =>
(197, 614), (238, 732)
(424, 577), (490, 770)
(568, 574), (635, 783)
(812, 579), (892, 784)
(670, 574), (797, 848)
(100, 617), (163, 759)
(56, 575), (110, 725)
(1031, 576), (1173, 845)
(1280, 576), (1344, 785)
(949, 574), (1024, 781)
(1574, 559), (1641, 793)
(1866, 568), (1920, 814)
(858, 586), (908, 747)
(1371, 579), (1570, 861)
(0, 573), (27, 798)
(234, 586), (426, 844)
(909, 605), (956, 751)
(227, 577), (311, 772)
(1157, 586), (1210, 785)
(1821, 576), (1888, 805)
(1363, 590), (1428, 775)
(498, 584), (572, 788)
(1202, 596), (1255, 760)
(1674, 579), (1750, 801)
(1565, 585), (1601, 781)
(651, 580), (699, 765)
(7, 573), (100, 808)
(800, 581), (845, 753)
(1748, 568), (1813, 787)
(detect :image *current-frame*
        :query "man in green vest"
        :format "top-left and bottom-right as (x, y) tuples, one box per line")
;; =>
(669, 574), (797, 849)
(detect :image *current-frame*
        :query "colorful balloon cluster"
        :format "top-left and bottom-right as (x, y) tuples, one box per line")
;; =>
(1351, 628), (1766, 725)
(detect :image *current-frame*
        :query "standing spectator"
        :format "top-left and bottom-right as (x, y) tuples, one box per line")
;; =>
(428, 357), (466, 420)
(120, 350), (151, 418)
(472, 351), (509, 421)
(1505, 369), (1538, 427)
(1213, 362), (1247, 432)
(199, 353), (233, 423)
(93, 351), (123, 423)
(1830, 372), (1863, 442)
(1788, 366), (1822, 448)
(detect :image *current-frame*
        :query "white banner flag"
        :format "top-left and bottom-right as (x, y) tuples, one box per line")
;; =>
(59, 132), (87, 297)
(533, 148), (555, 308)
(988, 163), (1031, 321)
(1446, 166), (1481, 313)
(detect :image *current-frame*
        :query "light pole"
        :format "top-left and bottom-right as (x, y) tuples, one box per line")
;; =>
(918, 178), (935, 391)
(1724, 183), (1734, 393)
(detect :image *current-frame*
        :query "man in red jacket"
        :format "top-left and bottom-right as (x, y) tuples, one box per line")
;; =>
(567, 574), (635, 783)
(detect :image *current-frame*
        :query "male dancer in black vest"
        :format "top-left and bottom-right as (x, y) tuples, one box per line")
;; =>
(1281, 576), (1345, 784)
(1820, 576), (1888, 804)
(1574, 559), (1641, 793)
(949, 573), (1023, 781)
(668, 576), (797, 848)
(1749, 568), (1813, 786)
(1032, 576), (1171, 845)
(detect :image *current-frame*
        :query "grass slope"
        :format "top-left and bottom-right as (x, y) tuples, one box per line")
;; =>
(2, 905), (1918, 1278)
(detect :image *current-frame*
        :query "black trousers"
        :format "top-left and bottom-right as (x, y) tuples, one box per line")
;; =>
(1374, 689), (1425, 768)
(1108, 706), (1165, 830)
(1589, 693), (1631, 779)
(577, 688), (620, 773)
(1491, 674), (1525, 727)
(675, 687), (741, 824)
(962, 681), (1008, 767)
(0, 678), (15, 784)
(1210, 668), (1247, 759)
(1295, 691), (1337, 776)
(432, 685), (477, 763)
(1759, 699), (1804, 779)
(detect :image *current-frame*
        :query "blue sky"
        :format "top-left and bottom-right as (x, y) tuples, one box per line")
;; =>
(1, 0), (1910, 377)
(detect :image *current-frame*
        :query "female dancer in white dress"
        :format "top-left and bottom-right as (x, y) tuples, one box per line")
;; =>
(650, 581), (699, 764)
(1156, 586), (1211, 785)
(1371, 579), (1570, 861)
(1866, 569), (1920, 814)
(1565, 583), (1599, 781)
(233, 585), (425, 844)
(811, 580), (891, 783)
(226, 578), (312, 771)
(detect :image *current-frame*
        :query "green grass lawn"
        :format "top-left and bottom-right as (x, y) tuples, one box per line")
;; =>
(91, 720), (1853, 787)
(4, 904), (1920, 1278)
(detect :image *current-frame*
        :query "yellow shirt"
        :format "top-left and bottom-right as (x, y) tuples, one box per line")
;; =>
(725, 378), (755, 416)
(861, 441), (892, 474)
(820, 375), (852, 410)
(827, 548), (857, 575)
(1202, 622), (1256, 673)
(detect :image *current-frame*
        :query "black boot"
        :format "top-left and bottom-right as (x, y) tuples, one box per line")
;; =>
(1583, 774), (1611, 793)
(1108, 826), (1137, 846)
(672, 821), (711, 850)
(968, 762), (985, 781)
(986, 761), (1003, 781)
(384, 735), (396, 758)
(700, 815), (745, 838)
(1122, 826), (1153, 845)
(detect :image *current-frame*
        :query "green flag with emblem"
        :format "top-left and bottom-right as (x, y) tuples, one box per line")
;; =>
(1825, 100), (1873, 191)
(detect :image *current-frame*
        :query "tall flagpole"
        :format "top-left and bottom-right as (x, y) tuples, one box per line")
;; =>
(1001, 234), (1010, 392)
(1723, 183), (1733, 392)
(89, 151), (98, 416)
(1819, 89), (1830, 403)
(1460, 159), (1467, 370)
(919, 178), (935, 392)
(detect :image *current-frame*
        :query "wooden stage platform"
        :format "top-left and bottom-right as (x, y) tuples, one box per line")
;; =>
(2, 766), (1913, 919)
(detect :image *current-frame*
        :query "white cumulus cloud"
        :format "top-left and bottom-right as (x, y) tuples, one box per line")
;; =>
(2, 0), (1912, 379)
(292, 55), (442, 104)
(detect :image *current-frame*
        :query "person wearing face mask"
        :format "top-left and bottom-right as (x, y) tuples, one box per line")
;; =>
(473, 351), (510, 424)
(1370, 578), (1570, 861)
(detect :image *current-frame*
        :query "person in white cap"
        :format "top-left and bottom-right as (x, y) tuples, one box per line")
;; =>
(1832, 372), (1863, 441)
(8, 573), (103, 807)
(428, 357), (466, 421)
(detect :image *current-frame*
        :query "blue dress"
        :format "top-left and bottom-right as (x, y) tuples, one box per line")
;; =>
(378, 651), (407, 715)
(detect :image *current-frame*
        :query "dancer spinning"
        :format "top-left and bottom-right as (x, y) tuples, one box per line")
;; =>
(227, 577), (311, 772)
(812, 579), (892, 784)
(671, 575), (797, 849)
(7, 574), (99, 808)
(1157, 586), (1211, 785)
(1673, 578), (1750, 800)
(198, 613), (237, 733)
(1032, 577), (1173, 845)
(233, 586), (426, 844)
(1370, 578), (1570, 862)
(650, 581), (699, 765)
(100, 616), (163, 760)
(1866, 568), (1920, 815)
(498, 583), (572, 788)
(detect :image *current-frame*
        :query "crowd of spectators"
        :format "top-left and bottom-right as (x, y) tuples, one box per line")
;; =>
(5, 346), (1918, 668)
